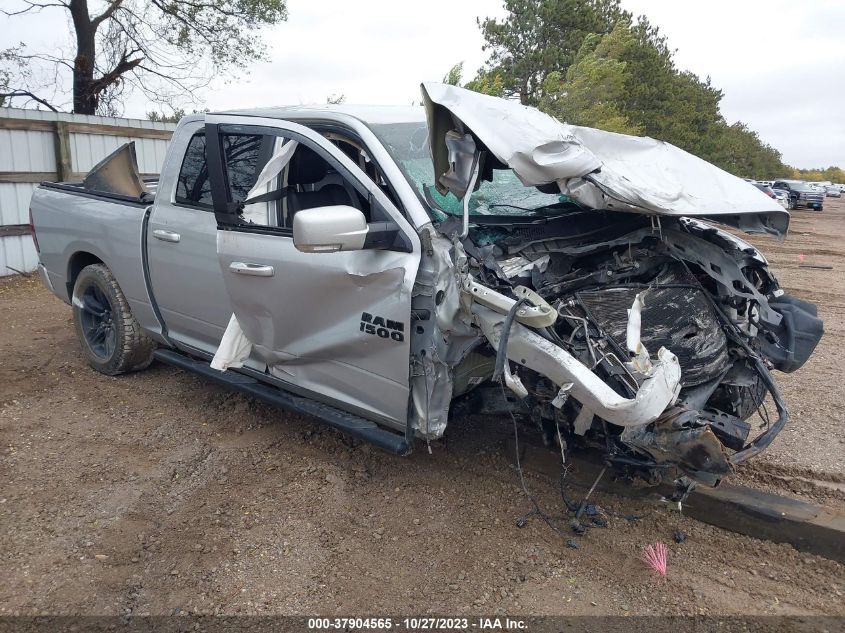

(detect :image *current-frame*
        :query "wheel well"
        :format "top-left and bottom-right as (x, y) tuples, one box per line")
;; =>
(67, 252), (103, 296)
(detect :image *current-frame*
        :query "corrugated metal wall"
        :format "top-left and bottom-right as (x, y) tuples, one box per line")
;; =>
(0, 108), (176, 276)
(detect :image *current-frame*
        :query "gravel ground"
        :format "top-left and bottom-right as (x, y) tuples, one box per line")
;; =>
(1, 199), (844, 616)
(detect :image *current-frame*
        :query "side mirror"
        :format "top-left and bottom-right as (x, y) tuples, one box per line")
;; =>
(293, 205), (368, 253)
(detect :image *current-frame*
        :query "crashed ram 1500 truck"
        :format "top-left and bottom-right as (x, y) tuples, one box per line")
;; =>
(29, 82), (823, 489)
(409, 83), (822, 486)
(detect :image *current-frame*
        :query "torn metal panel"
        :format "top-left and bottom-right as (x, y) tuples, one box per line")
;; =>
(620, 407), (732, 477)
(661, 227), (782, 327)
(82, 142), (149, 199)
(472, 305), (681, 427)
(464, 277), (557, 328)
(421, 82), (602, 192)
(408, 225), (480, 438)
(573, 406), (594, 436)
(420, 82), (789, 237)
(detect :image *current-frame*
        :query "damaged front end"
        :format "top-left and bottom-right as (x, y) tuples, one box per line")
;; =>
(407, 83), (823, 486)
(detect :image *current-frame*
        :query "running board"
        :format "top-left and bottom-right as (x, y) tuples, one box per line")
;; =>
(153, 348), (411, 455)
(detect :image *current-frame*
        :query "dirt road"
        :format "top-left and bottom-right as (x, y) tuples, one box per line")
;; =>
(1, 199), (844, 616)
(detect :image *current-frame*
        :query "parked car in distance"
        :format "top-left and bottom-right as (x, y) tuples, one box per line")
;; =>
(771, 180), (824, 210)
(825, 185), (841, 198)
(771, 188), (790, 209)
(752, 182), (777, 199)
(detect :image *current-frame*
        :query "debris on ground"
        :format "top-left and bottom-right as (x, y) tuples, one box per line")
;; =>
(642, 543), (669, 577)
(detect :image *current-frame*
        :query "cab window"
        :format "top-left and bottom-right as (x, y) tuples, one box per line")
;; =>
(218, 131), (371, 229)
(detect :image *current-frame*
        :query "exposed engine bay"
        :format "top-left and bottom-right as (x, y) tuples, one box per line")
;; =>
(405, 82), (824, 488)
(411, 209), (823, 487)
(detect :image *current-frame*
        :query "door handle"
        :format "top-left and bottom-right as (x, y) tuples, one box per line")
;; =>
(229, 261), (275, 277)
(153, 229), (181, 243)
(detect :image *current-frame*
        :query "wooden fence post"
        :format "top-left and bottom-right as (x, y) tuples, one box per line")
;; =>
(53, 121), (72, 182)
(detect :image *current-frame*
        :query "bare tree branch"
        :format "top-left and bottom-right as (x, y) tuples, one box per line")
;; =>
(15, 51), (75, 71)
(4, 0), (287, 113)
(0, 90), (59, 110)
(1, 0), (68, 16)
(91, 0), (124, 28)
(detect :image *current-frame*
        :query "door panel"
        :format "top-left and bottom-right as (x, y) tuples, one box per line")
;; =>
(148, 204), (232, 351)
(147, 121), (232, 352)
(208, 116), (421, 427)
(217, 230), (415, 424)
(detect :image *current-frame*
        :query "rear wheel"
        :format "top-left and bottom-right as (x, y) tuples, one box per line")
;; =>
(72, 263), (156, 375)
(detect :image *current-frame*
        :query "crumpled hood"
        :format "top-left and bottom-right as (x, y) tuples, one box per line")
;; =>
(421, 82), (789, 236)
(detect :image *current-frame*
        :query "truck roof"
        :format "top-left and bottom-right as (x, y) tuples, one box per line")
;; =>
(213, 104), (427, 126)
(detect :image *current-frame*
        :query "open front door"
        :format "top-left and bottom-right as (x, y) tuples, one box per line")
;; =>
(205, 115), (421, 429)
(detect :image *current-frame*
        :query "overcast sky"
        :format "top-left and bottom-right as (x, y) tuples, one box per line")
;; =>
(3, 0), (843, 168)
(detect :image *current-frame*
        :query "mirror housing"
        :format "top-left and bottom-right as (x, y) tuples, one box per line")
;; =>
(293, 205), (369, 253)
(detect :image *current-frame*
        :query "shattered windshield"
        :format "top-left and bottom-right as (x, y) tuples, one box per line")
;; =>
(368, 120), (569, 219)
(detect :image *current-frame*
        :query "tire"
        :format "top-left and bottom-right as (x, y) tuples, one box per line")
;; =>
(72, 263), (156, 375)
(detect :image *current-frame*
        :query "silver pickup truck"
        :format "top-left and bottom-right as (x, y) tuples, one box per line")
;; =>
(30, 83), (823, 486)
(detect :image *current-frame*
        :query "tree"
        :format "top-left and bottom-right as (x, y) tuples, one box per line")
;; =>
(788, 166), (845, 183)
(477, 0), (629, 104)
(464, 70), (506, 97)
(443, 62), (464, 86)
(1, 0), (288, 115)
(706, 122), (785, 179)
(0, 44), (59, 109)
(147, 107), (208, 122)
(472, 3), (792, 178)
(538, 25), (641, 134)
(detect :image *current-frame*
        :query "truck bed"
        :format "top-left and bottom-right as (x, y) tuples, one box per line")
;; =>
(40, 178), (158, 206)
(30, 180), (156, 324)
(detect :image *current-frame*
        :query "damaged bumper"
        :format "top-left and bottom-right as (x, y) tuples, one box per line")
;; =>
(459, 262), (799, 486)
(407, 84), (820, 487)
(473, 305), (682, 428)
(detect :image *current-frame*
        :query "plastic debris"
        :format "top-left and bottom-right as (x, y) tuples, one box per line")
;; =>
(642, 543), (668, 577)
(566, 539), (580, 549)
(584, 504), (600, 517)
(672, 530), (687, 544)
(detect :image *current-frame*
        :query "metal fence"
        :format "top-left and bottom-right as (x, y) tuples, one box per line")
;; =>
(0, 107), (176, 276)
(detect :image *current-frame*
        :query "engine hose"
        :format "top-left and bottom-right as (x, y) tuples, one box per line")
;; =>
(492, 297), (530, 384)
